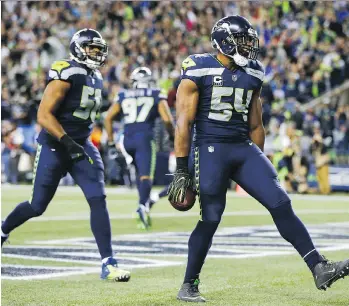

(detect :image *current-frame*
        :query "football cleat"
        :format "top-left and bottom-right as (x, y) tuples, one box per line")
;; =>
(136, 205), (149, 230)
(100, 257), (130, 282)
(1, 222), (9, 247)
(177, 279), (206, 303)
(1, 235), (9, 247)
(313, 256), (349, 290)
(145, 205), (152, 228)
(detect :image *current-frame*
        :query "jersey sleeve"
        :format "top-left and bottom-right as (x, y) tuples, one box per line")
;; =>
(157, 88), (168, 101)
(180, 55), (202, 87)
(114, 92), (124, 105)
(48, 60), (87, 84)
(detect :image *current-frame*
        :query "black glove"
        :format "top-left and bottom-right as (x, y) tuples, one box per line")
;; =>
(60, 134), (93, 164)
(107, 142), (118, 160)
(168, 157), (193, 203)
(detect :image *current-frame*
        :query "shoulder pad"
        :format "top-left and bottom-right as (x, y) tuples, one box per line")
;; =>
(49, 60), (87, 81)
(181, 53), (212, 70)
(94, 70), (103, 80)
(50, 60), (71, 73)
(182, 56), (197, 71)
(244, 60), (265, 82)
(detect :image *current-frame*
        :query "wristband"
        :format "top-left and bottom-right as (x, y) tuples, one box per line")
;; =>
(176, 156), (189, 171)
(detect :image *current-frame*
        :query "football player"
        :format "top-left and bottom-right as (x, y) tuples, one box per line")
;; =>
(168, 16), (349, 302)
(104, 67), (175, 229)
(1, 29), (130, 282)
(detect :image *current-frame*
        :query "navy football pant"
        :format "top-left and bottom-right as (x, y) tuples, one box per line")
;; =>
(2, 141), (112, 259)
(184, 141), (322, 282)
(124, 133), (156, 206)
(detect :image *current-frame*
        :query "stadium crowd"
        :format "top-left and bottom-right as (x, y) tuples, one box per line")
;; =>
(1, 1), (349, 193)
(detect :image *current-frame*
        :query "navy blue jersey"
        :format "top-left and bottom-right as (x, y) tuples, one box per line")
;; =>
(37, 59), (103, 144)
(181, 53), (264, 145)
(115, 88), (167, 136)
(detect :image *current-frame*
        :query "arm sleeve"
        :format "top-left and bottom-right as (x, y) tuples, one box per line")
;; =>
(158, 88), (168, 100)
(114, 93), (121, 105)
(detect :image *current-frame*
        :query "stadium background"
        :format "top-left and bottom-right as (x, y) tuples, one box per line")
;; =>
(1, 1), (349, 193)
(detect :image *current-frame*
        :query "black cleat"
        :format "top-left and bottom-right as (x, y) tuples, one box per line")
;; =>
(1, 221), (9, 247)
(313, 256), (349, 290)
(177, 279), (206, 303)
(1, 235), (9, 247)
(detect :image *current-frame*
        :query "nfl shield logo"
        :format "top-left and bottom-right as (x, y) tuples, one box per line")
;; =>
(232, 74), (238, 82)
(208, 146), (214, 153)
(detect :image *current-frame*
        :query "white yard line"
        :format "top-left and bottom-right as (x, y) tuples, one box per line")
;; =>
(2, 184), (349, 201)
(25, 208), (349, 222)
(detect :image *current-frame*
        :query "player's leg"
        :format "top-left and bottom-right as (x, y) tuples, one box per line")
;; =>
(133, 137), (156, 229)
(178, 144), (231, 302)
(146, 185), (169, 210)
(232, 142), (349, 289)
(1, 144), (65, 245)
(70, 141), (130, 282)
(123, 135), (149, 228)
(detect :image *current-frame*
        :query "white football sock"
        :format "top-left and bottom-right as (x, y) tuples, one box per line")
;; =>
(1, 228), (9, 237)
(102, 257), (110, 264)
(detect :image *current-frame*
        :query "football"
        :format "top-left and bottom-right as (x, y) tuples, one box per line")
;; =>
(169, 188), (196, 211)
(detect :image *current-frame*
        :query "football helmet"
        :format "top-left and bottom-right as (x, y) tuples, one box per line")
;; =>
(211, 15), (259, 67)
(130, 67), (154, 88)
(70, 28), (108, 70)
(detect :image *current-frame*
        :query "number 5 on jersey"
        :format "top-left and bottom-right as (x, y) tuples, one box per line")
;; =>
(73, 86), (102, 121)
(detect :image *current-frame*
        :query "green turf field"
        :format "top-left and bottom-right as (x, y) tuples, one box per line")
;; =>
(1, 185), (349, 306)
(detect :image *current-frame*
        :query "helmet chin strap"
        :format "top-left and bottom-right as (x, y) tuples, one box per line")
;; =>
(232, 51), (248, 67)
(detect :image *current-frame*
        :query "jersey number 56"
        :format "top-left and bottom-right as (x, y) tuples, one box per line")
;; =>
(73, 86), (102, 122)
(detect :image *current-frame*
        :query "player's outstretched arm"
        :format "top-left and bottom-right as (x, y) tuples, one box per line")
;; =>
(158, 99), (175, 141)
(249, 87), (265, 152)
(37, 80), (71, 140)
(104, 103), (121, 143)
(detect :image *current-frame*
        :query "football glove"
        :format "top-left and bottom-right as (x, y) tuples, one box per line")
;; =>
(60, 134), (93, 164)
(168, 169), (193, 204)
(107, 142), (118, 160)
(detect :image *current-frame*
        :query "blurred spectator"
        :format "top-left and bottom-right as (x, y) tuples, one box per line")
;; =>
(311, 134), (331, 195)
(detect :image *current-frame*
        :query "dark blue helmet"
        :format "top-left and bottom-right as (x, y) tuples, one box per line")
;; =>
(211, 15), (259, 67)
(130, 67), (154, 88)
(69, 28), (108, 70)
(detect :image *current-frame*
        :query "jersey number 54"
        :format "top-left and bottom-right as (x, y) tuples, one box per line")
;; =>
(208, 87), (253, 122)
